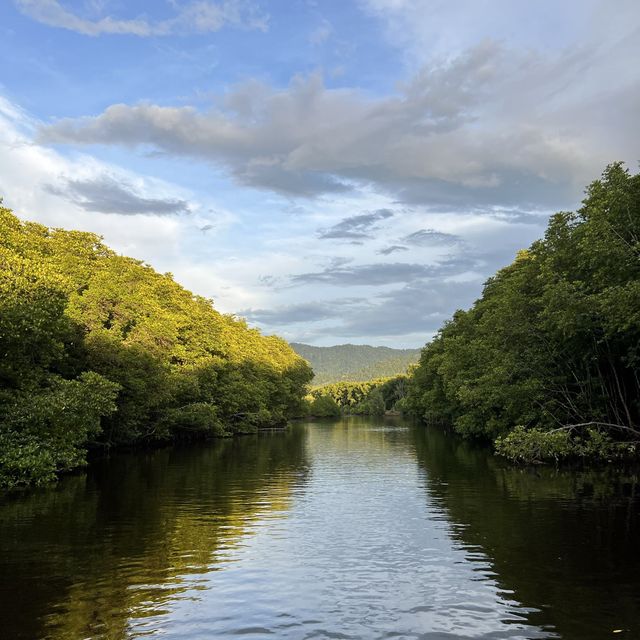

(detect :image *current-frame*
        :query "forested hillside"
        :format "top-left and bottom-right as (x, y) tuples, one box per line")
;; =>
(291, 343), (419, 385)
(0, 205), (312, 490)
(406, 163), (640, 463)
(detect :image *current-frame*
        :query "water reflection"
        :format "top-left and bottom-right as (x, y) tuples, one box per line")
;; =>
(1, 418), (639, 639)
(126, 418), (547, 639)
(0, 429), (309, 640)
(411, 424), (640, 639)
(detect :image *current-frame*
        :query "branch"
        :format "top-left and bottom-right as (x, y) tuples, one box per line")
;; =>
(549, 421), (640, 437)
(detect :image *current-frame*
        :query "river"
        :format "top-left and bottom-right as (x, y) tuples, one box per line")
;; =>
(1, 417), (639, 639)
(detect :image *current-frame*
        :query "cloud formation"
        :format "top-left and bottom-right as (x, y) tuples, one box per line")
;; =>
(309, 18), (332, 45)
(290, 257), (476, 287)
(243, 299), (364, 325)
(38, 34), (640, 207)
(334, 278), (481, 338)
(378, 245), (408, 256)
(245, 277), (481, 340)
(402, 228), (461, 247)
(15, 0), (268, 36)
(318, 209), (393, 241)
(6, 0), (640, 347)
(46, 175), (191, 216)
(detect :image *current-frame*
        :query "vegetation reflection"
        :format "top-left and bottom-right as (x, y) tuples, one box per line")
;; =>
(0, 428), (309, 640)
(411, 424), (640, 639)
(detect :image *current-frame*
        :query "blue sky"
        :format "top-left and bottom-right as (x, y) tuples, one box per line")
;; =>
(1, 0), (639, 347)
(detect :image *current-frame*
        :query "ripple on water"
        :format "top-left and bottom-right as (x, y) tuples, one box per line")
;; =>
(2, 418), (638, 640)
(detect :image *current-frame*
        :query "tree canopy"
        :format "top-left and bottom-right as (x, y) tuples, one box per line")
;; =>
(0, 205), (312, 489)
(406, 163), (640, 462)
(308, 375), (409, 417)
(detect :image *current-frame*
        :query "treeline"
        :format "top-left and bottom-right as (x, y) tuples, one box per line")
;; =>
(307, 376), (409, 417)
(405, 163), (640, 463)
(291, 342), (420, 385)
(0, 205), (312, 490)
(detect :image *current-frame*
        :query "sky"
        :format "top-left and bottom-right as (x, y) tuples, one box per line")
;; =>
(0, 1), (639, 348)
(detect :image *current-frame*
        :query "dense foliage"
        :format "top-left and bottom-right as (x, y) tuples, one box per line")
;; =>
(0, 205), (312, 489)
(291, 342), (419, 385)
(309, 376), (408, 416)
(406, 164), (640, 463)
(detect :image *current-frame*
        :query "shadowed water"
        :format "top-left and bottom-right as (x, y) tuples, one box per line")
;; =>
(1, 418), (639, 639)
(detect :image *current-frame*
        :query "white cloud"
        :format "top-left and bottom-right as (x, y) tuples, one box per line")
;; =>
(309, 18), (332, 45)
(38, 34), (640, 209)
(14, 0), (268, 36)
(5, 0), (639, 347)
(0, 92), (559, 346)
(359, 0), (640, 63)
(45, 175), (193, 216)
(0, 95), (220, 269)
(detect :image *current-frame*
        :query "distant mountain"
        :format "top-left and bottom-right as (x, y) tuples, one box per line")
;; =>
(291, 343), (421, 386)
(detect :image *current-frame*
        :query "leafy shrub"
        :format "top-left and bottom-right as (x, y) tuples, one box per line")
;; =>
(158, 402), (225, 438)
(495, 427), (573, 464)
(309, 395), (341, 417)
(309, 375), (408, 416)
(495, 425), (638, 464)
(0, 372), (120, 489)
(352, 389), (386, 416)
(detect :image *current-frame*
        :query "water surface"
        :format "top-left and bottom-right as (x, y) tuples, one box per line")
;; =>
(1, 418), (639, 639)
